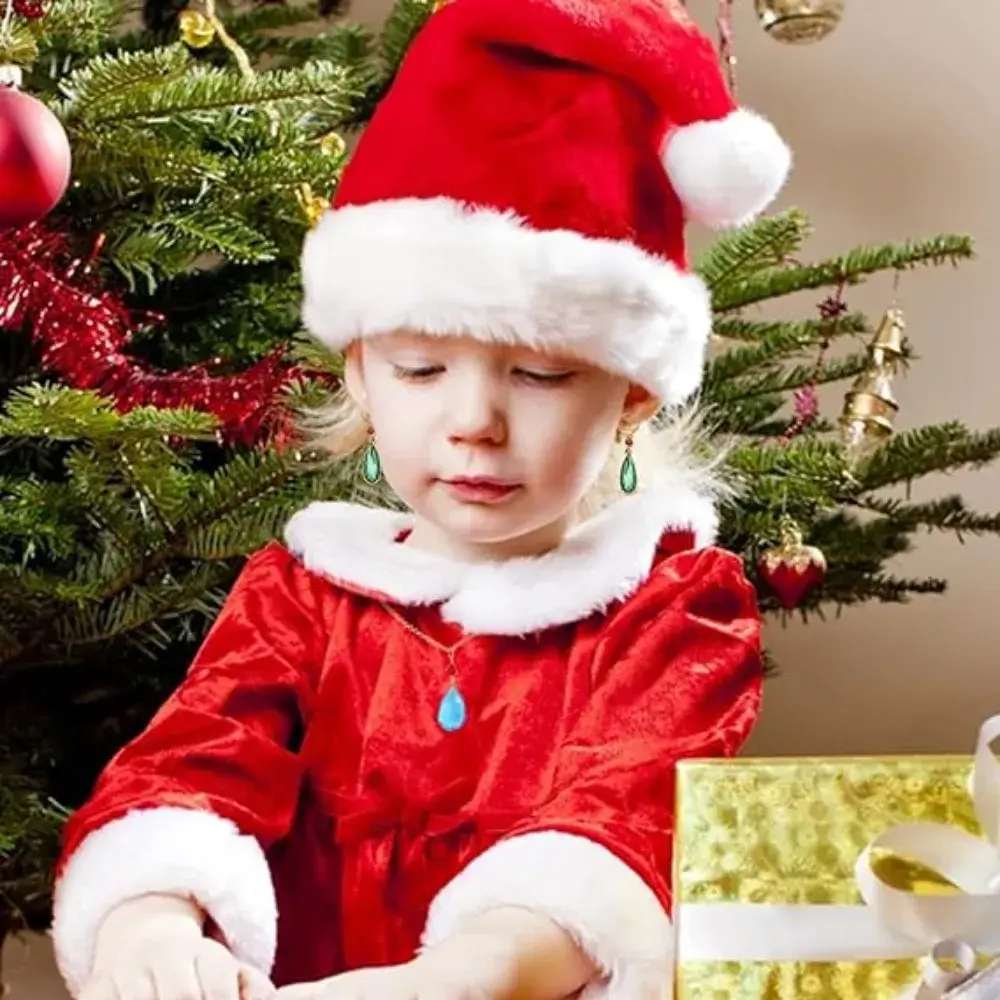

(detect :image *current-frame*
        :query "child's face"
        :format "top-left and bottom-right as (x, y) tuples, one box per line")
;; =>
(345, 332), (653, 559)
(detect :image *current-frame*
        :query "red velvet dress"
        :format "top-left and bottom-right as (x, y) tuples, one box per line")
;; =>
(51, 486), (763, 1000)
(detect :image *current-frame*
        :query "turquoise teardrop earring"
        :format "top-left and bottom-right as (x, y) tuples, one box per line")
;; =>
(619, 427), (638, 494)
(362, 426), (382, 485)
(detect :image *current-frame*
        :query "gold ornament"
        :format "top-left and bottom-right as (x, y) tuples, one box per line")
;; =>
(868, 305), (906, 367)
(840, 307), (906, 459)
(754, 0), (845, 44)
(296, 183), (327, 228)
(319, 132), (347, 159)
(179, 8), (216, 48)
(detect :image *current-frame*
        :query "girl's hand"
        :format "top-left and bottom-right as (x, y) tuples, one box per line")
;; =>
(79, 893), (276, 1000)
(275, 906), (595, 1000)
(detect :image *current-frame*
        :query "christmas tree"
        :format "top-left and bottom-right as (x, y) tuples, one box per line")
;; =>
(0, 0), (428, 964)
(2, 0), (1000, 973)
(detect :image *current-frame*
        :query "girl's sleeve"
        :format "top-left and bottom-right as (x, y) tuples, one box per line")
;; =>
(51, 543), (320, 997)
(422, 545), (763, 1000)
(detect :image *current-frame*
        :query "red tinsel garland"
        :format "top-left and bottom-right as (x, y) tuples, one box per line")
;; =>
(0, 223), (314, 447)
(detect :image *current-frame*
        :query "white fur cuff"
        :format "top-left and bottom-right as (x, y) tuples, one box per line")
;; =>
(51, 807), (278, 997)
(422, 831), (674, 1000)
(663, 108), (792, 229)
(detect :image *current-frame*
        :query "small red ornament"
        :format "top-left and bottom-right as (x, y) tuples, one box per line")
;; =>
(758, 522), (827, 609)
(0, 71), (72, 229)
(12, 0), (49, 17)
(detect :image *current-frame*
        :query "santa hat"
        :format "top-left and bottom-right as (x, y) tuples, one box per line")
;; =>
(301, 0), (791, 406)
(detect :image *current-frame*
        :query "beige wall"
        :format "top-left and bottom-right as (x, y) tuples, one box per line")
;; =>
(721, 0), (1000, 756)
(7, 0), (1000, 995)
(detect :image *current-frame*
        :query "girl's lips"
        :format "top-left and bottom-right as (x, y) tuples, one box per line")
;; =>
(442, 478), (521, 503)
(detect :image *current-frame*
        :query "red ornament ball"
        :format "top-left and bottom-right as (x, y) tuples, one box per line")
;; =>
(758, 524), (827, 610)
(0, 83), (72, 229)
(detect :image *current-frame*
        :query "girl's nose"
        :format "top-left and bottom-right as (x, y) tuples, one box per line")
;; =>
(446, 371), (508, 446)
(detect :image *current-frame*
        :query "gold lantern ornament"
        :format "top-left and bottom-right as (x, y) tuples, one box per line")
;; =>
(754, 0), (845, 44)
(840, 307), (906, 460)
(178, 8), (216, 48)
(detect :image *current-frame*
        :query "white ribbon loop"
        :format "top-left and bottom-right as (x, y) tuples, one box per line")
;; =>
(855, 715), (1000, 998)
(908, 940), (980, 1000)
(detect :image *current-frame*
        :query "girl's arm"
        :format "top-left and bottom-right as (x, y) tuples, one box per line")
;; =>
(419, 906), (596, 1000)
(52, 542), (321, 997)
(421, 545), (764, 1000)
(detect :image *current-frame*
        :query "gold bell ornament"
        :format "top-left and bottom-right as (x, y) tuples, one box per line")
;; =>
(296, 183), (328, 229)
(840, 307), (906, 459)
(319, 132), (347, 159)
(178, 8), (216, 48)
(754, 0), (845, 44)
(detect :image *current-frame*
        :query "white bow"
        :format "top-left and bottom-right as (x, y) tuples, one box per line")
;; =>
(855, 715), (1000, 999)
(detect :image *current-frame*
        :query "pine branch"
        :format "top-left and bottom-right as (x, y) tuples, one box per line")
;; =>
(0, 386), (219, 442)
(710, 351), (871, 404)
(0, 24), (39, 66)
(30, 0), (125, 64)
(69, 59), (363, 133)
(58, 46), (191, 118)
(696, 209), (811, 290)
(711, 312), (868, 343)
(69, 134), (227, 199)
(240, 21), (377, 74)
(0, 446), (357, 670)
(194, 2), (318, 39)
(705, 314), (872, 386)
(0, 768), (66, 936)
(162, 207), (279, 263)
(721, 439), (856, 529)
(859, 423), (1000, 490)
(705, 394), (786, 435)
(379, 0), (434, 76)
(823, 573), (949, 604)
(181, 465), (353, 558)
(855, 494), (1000, 537)
(713, 234), (975, 312)
(0, 481), (81, 562)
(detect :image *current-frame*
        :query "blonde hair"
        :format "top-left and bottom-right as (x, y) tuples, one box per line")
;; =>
(296, 381), (724, 520)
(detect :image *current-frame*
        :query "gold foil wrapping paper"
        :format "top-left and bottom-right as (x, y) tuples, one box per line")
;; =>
(673, 755), (981, 999)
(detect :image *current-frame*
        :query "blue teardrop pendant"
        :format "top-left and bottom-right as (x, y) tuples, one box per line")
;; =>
(436, 684), (467, 732)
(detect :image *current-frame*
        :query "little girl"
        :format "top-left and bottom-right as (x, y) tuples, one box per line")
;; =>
(51, 0), (790, 997)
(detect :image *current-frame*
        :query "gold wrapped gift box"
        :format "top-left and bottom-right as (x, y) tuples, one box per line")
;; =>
(673, 753), (987, 1000)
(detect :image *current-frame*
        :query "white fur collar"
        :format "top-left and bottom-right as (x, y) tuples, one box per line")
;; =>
(283, 486), (717, 636)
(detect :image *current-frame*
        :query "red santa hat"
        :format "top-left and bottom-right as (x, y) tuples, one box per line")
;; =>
(301, 0), (791, 406)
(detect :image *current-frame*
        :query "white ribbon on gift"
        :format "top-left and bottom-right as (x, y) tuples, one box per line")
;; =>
(676, 715), (1000, 1000)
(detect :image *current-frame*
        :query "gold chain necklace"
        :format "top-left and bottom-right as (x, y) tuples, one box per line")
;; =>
(380, 602), (477, 732)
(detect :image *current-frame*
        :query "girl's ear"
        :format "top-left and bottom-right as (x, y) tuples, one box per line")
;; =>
(342, 341), (368, 410)
(621, 383), (661, 428)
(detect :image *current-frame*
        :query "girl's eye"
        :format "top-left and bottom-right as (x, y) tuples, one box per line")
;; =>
(393, 364), (443, 381)
(515, 368), (575, 384)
